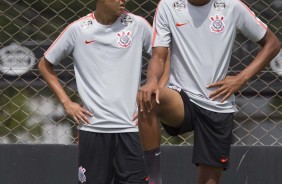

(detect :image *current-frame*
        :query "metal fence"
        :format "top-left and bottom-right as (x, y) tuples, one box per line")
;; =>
(0, 0), (281, 145)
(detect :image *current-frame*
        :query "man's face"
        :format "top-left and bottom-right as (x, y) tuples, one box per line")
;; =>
(103, 0), (128, 15)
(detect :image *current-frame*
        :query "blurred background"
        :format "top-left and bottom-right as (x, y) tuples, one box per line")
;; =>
(0, 0), (281, 145)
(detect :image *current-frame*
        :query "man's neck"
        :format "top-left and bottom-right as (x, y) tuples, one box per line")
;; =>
(188, 0), (211, 6)
(94, 9), (118, 25)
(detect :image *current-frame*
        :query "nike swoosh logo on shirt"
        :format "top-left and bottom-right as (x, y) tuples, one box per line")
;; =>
(176, 22), (189, 27)
(85, 40), (95, 44)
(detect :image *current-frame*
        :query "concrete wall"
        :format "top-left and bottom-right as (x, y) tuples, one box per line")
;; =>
(0, 145), (281, 184)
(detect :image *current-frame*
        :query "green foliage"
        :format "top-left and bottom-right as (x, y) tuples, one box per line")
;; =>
(0, 87), (42, 143)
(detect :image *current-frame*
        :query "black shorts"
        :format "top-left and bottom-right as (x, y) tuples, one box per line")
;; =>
(162, 87), (234, 169)
(78, 130), (148, 184)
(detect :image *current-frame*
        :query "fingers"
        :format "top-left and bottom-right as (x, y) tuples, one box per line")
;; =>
(209, 86), (226, 100)
(138, 87), (153, 113)
(207, 81), (223, 88)
(72, 111), (90, 125)
(131, 113), (139, 126)
(132, 113), (138, 121)
(143, 89), (152, 113)
(137, 89), (144, 112)
(65, 102), (94, 125)
(83, 109), (94, 117)
(220, 92), (233, 103)
(79, 111), (91, 125)
(134, 120), (139, 126)
(207, 81), (224, 100)
(208, 77), (237, 102)
(136, 83), (160, 121)
(155, 90), (160, 104)
(73, 116), (79, 124)
(209, 85), (234, 102)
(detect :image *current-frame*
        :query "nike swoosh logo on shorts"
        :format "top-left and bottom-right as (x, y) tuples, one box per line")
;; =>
(155, 152), (161, 156)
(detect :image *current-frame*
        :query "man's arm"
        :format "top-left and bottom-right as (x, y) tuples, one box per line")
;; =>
(147, 47), (169, 88)
(208, 29), (280, 102)
(158, 49), (170, 88)
(132, 48), (169, 121)
(236, 29), (280, 83)
(138, 47), (169, 112)
(38, 57), (93, 124)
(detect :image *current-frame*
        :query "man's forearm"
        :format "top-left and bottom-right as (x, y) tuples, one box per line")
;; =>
(146, 47), (169, 86)
(158, 50), (170, 88)
(38, 57), (71, 106)
(237, 29), (280, 83)
(146, 58), (166, 86)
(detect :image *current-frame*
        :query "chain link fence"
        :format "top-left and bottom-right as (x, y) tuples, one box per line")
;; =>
(0, 0), (281, 145)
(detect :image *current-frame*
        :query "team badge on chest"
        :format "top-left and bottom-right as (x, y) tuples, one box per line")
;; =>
(116, 30), (132, 48)
(210, 14), (225, 33)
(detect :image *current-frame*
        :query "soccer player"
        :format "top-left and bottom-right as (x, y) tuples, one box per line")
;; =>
(38, 0), (169, 183)
(137, 0), (280, 183)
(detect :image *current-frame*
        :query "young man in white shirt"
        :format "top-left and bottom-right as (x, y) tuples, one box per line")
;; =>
(38, 0), (169, 183)
(137, 0), (280, 183)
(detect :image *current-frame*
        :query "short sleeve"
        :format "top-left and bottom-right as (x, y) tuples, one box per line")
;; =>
(152, 1), (171, 48)
(141, 19), (153, 55)
(235, 0), (267, 42)
(44, 23), (77, 65)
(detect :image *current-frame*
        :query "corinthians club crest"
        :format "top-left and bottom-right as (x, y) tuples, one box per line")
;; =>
(78, 166), (86, 183)
(210, 14), (225, 33)
(116, 30), (132, 48)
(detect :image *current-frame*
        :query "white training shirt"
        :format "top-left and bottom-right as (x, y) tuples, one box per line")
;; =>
(153, 0), (267, 113)
(45, 12), (152, 133)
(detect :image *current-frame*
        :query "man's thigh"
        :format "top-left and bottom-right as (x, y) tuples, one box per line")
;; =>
(157, 87), (185, 128)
